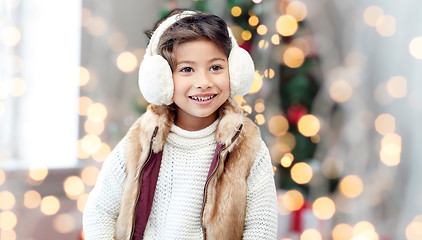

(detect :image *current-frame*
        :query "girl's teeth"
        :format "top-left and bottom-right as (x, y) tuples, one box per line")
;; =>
(191, 95), (214, 101)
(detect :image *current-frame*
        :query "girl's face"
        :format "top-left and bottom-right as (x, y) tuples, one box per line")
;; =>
(172, 38), (230, 131)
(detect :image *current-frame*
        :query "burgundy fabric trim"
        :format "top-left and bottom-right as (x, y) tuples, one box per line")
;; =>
(133, 151), (163, 239)
(207, 143), (224, 179)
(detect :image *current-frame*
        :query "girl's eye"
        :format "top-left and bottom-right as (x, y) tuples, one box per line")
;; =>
(181, 67), (193, 73)
(210, 65), (222, 71)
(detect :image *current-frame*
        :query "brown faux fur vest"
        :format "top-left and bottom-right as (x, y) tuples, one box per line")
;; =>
(114, 100), (262, 240)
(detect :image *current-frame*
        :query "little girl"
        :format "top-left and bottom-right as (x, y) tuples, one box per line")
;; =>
(83, 9), (278, 240)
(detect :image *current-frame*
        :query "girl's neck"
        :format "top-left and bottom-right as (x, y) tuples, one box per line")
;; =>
(174, 112), (218, 131)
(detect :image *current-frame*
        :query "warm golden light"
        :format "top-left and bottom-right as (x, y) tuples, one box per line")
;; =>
(291, 162), (313, 184)
(248, 71), (264, 94)
(409, 36), (422, 59)
(380, 143), (401, 166)
(312, 197), (335, 220)
(81, 166), (100, 186)
(77, 139), (90, 159)
(0, 229), (16, 240)
(53, 214), (75, 234)
(248, 15), (259, 26)
(274, 132), (296, 153)
(117, 51), (138, 73)
(254, 100), (265, 113)
(332, 223), (353, 240)
(242, 105), (252, 115)
(271, 34), (280, 45)
(339, 175), (363, 198)
(363, 6), (384, 27)
(406, 218), (422, 240)
(300, 229), (322, 240)
(40, 196), (60, 215)
(64, 176), (85, 199)
(386, 75), (407, 98)
(10, 77), (26, 97)
(264, 68), (275, 79)
(283, 190), (304, 211)
(0, 211), (17, 230)
(276, 15), (298, 37)
(87, 103), (107, 122)
(0, 191), (15, 210)
(28, 167), (48, 181)
(79, 66), (90, 86)
(81, 134), (102, 155)
(84, 119), (105, 135)
(280, 153), (294, 168)
(241, 30), (252, 41)
(0, 170), (5, 186)
(283, 47), (305, 68)
(92, 142), (112, 162)
(258, 39), (269, 49)
(255, 114), (266, 125)
(376, 15), (396, 37)
(374, 113), (396, 135)
(23, 190), (41, 209)
(286, 1), (308, 22)
(277, 193), (291, 215)
(79, 96), (93, 116)
(298, 114), (320, 137)
(86, 16), (108, 36)
(353, 221), (376, 237)
(257, 25), (268, 35)
(231, 6), (242, 17)
(381, 133), (402, 148)
(268, 115), (289, 136)
(2, 26), (21, 47)
(252, 0), (262, 3)
(329, 80), (352, 102)
(77, 193), (89, 212)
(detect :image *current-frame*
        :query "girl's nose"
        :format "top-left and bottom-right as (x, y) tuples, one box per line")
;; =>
(196, 72), (212, 89)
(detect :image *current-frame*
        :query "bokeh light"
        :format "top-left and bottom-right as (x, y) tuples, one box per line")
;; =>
(10, 77), (27, 97)
(92, 142), (112, 162)
(298, 114), (320, 137)
(241, 30), (252, 41)
(374, 113), (396, 135)
(248, 71), (263, 94)
(231, 6), (242, 17)
(332, 223), (354, 240)
(40, 196), (60, 215)
(363, 6), (384, 27)
(64, 176), (85, 200)
(409, 36), (422, 59)
(329, 80), (353, 102)
(339, 175), (364, 198)
(386, 76), (407, 98)
(280, 153), (294, 168)
(0, 229), (16, 240)
(312, 196), (336, 220)
(84, 119), (105, 135)
(79, 66), (91, 86)
(276, 15), (298, 37)
(86, 16), (108, 36)
(283, 47), (305, 68)
(254, 99), (265, 113)
(291, 162), (313, 184)
(81, 134), (102, 155)
(2, 26), (21, 47)
(53, 214), (75, 234)
(283, 190), (304, 211)
(81, 166), (100, 186)
(77, 193), (89, 212)
(23, 190), (41, 209)
(300, 228), (322, 240)
(286, 1), (308, 22)
(0, 170), (5, 186)
(376, 15), (396, 37)
(0, 211), (17, 230)
(248, 15), (259, 26)
(0, 191), (16, 210)
(116, 51), (138, 73)
(87, 103), (107, 122)
(28, 167), (48, 182)
(271, 34), (280, 45)
(268, 115), (289, 136)
(255, 114), (266, 125)
(406, 216), (422, 240)
(79, 96), (93, 116)
(257, 24), (268, 35)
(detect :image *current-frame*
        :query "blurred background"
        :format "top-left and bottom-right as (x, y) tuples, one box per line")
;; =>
(1, 0), (422, 239)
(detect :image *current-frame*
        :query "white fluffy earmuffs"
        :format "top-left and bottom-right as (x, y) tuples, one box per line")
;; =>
(138, 10), (255, 105)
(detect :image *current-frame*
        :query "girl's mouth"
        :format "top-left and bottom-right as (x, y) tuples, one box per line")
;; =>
(189, 94), (217, 102)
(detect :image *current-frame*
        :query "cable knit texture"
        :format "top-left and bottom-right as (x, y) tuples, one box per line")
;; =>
(143, 120), (218, 239)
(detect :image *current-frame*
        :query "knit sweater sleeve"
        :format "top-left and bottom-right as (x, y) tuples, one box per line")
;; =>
(242, 140), (278, 240)
(82, 137), (127, 240)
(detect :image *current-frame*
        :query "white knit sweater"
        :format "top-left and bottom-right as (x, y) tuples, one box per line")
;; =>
(83, 121), (278, 239)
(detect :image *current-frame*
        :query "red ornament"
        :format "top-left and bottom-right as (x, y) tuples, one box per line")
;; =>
(287, 104), (308, 125)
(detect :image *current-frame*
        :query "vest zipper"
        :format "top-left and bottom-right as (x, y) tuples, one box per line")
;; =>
(200, 124), (243, 240)
(129, 127), (158, 240)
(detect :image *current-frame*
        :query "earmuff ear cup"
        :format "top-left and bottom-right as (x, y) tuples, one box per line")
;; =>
(228, 46), (255, 96)
(138, 55), (174, 105)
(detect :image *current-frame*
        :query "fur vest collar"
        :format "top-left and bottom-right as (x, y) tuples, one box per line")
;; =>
(114, 99), (261, 240)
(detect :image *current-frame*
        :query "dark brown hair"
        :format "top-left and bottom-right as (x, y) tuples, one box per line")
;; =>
(145, 9), (232, 71)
